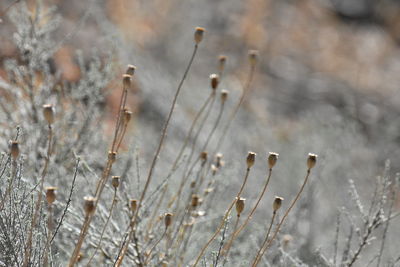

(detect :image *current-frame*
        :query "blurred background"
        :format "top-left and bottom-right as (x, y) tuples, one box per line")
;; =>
(1, 0), (400, 265)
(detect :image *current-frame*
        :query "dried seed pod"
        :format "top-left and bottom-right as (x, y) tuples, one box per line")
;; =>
(200, 151), (208, 163)
(268, 152), (279, 169)
(45, 187), (57, 205)
(211, 164), (218, 175)
(125, 65), (136, 76)
(215, 153), (223, 168)
(164, 213), (173, 228)
(210, 74), (219, 90)
(191, 194), (200, 208)
(84, 196), (96, 216)
(307, 153), (317, 170)
(130, 199), (138, 212)
(248, 50), (259, 67)
(218, 55), (227, 74)
(204, 187), (214, 195)
(246, 152), (256, 168)
(221, 90), (228, 103)
(236, 197), (246, 216)
(43, 104), (55, 125)
(282, 234), (293, 250)
(194, 27), (205, 44)
(122, 74), (132, 88)
(108, 151), (117, 163)
(111, 176), (120, 189)
(10, 141), (19, 160)
(123, 109), (132, 124)
(273, 196), (283, 212)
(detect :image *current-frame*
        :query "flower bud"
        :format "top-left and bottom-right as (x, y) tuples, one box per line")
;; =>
(268, 152), (279, 169)
(125, 65), (136, 76)
(111, 176), (120, 189)
(200, 151), (208, 163)
(43, 104), (55, 125)
(124, 109), (132, 124)
(164, 213), (173, 228)
(194, 27), (205, 44)
(235, 197), (246, 215)
(211, 164), (218, 175)
(221, 90), (228, 103)
(218, 55), (227, 74)
(191, 194), (200, 208)
(130, 199), (138, 212)
(10, 141), (19, 160)
(273, 196), (283, 212)
(248, 50), (259, 67)
(215, 153), (223, 168)
(210, 74), (219, 90)
(307, 153), (317, 170)
(45, 187), (57, 205)
(246, 152), (256, 168)
(84, 196), (96, 216)
(108, 151), (117, 163)
(122, 74), (132, 88)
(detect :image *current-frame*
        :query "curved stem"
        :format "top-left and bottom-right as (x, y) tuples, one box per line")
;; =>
(192, 167), (251, 267)
(254, 169), (311, 267)
(115, 44), (199, 266)
(86, 188), (118, 265)
(223, 168), (273, 254)
(252, 211), (277, 267)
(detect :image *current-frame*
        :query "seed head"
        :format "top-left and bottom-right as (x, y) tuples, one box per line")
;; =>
(122, 74), (132, 88)
(194, 27), (205, 44)
(273, 196), (283, 212)
(218, 55), (227, 73)
(108, 151), (117, 163)
(111, 176), (120, 189)
(246, 152), (256, 168)
(307, 153), (317, 170)
(210, 74), (219, 90)
(221, 90), (228, 103)
(125, 65), (136, 76)
(45, 187), (57, 205)
(123, 109), (133, 124)
(215, 153), (224, 168)
(191, 194), (200, 208)
(248, 50), (259, 67)
(236, 197), (246, 215)
(84, 196), (96, 216)
(211, 164), (218, 175)
(130, 199), (138, 212)
(43, 104), (55, 125)
(164, 213), (173, 228)
(200, 151), (208, 163)
(10, 141), (20, 160)
(268, 152), (279, 169)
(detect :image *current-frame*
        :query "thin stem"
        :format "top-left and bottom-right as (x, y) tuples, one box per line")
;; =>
(69, 214), (92, 266)
(144, 229), (167, 264)
(116, 43), (199, 266)
(43, 204), (53, 267)
(192, 167), (251, 267)
(257, 169), (311, 258)
(214, 64), (255, 152)
(172, 100), (225, 210)
(86, 188), (118, 265)
(224, 168), (273, 254)
(252, 211), (277, 267)
(23, 124), (53, 267)
(222, 214), (241, 265)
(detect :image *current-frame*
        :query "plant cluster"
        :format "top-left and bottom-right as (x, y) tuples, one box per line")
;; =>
(0, 2), (399, 267)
